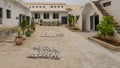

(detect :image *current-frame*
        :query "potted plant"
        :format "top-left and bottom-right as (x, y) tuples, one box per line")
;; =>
(67, 14), (73, 26)
(25, 25), (31, 37)
(20, 18), (27, 40)
(40, 19), (43, 26)
(14, 27), (23, 45)
(96, 16), (115, 40)
(30, 20), (36, 32)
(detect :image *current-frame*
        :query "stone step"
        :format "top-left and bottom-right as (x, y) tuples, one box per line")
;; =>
(0, 37), (8, 42)
(101, 10), (107, 12)
(93, 1), (110, 16)
(0, 33), (15, 43)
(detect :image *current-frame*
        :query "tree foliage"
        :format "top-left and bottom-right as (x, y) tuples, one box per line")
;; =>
(21, 18), (27, 34)
(14, 27), (21, 37)
(67, 14), (76, 27)
(30, 20), (35, 29)
(96, 16), (115, 37)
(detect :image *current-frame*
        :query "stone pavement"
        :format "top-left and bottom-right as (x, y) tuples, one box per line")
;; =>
(0, 25), (120, 68)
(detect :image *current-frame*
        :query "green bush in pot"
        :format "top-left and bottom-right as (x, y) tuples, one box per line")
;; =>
(14, 27), (23, 45)
(25, 26), (31, 37)
(21, 18), (27, 34)
(30, 20), (36, 31)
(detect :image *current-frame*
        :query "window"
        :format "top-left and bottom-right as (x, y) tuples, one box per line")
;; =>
(51, 6), (53, 8)
(44, 13), (49, 19)
(0, 8), (2, 24)
(39, 6), (41, 8)
(43, 6), (45, 8)
(34, 13), (40, 19)
(32, 6), (34, 8)
(76, 16), (80, 21)
(58, 6), (60, 8)
(36, 6), (38, 8)
(103, 1), (111, 7)
(0, 8), (2, 18)
(61, 6), (63, 8)
(54, 6), (56, 8)
(6, 9), (11, 19)
(35, 13), (37, 19)
(53, 13), (59, 19)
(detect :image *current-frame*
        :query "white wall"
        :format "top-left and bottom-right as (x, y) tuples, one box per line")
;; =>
(79, 3), (102, 31)
(76, 0), (106, 31)
(68, 7), (81, 29)
(33, 12), (68, 23)
(100, 0), (120, 24)
(28, 3), (68, 24)
(28, 4), (66, 12)
(0, 0), (30, 28)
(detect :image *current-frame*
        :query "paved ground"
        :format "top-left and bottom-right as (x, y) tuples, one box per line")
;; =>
(0, 25), (120, 68)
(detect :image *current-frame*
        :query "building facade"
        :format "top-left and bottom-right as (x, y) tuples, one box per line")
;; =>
(98, 0), (120, 25)
(78, 2), (103, 31)
(68, 5), (81, 29)
(0, 0), (30, 28)
(76, 0), (120, 32)
(26, 2), (68, 24)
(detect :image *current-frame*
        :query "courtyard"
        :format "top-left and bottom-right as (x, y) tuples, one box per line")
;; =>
(0, 26), (120, 68)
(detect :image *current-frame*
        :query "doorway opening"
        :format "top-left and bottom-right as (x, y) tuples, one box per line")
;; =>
(90, 15), (99, 31)
(19, 14), (26, 26)
(26, 16), (30, 26)
(95, 15), (99, 30)
(0, 8), (3, 24)
(61, 16), (67, 24)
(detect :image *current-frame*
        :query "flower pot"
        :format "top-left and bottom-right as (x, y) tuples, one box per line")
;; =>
(25, 31), (31, 37)
(30, 29), (34, 33)
(40, 23), (43, 26)
(21, 34), (26, 40)
(33, 28), (35, 31)
(15, 37), (23, 45)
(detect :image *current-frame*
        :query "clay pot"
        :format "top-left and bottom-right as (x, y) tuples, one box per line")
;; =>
(15, 37), (23, 45)
(21, 34), (26, 40)
(33, 28), (35, 31)
(30, 29), (34, 33)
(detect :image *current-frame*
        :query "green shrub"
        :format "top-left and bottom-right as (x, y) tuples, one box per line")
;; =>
(21, 18), (27, 34)
(14, 27), (21, 37)
(97, 16), (115, 38)
(31, 21), (35, 29)
(67, 14), (73, 26)
(67, 14), (76, 27)
(71, 16), (76, 27)
(25, 31), (31, 37)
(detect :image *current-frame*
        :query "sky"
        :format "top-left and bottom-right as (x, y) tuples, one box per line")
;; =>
(23, 0), (89, 5)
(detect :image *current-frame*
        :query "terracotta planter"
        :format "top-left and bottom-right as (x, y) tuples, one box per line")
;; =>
(33, 28), (35, 31)
(30, 29), (34, 33)
(21, 34), (26, 40)
(15, 37), (23, 45)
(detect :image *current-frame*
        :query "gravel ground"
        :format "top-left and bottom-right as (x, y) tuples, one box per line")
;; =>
(0, 25), (120, 68)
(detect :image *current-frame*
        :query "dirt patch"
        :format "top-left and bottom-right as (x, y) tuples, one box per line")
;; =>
(94, 37), (120, 46)
(68, 27), (81, 32)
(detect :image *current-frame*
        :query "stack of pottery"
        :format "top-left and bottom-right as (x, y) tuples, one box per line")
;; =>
(28, 46), (60, 60)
